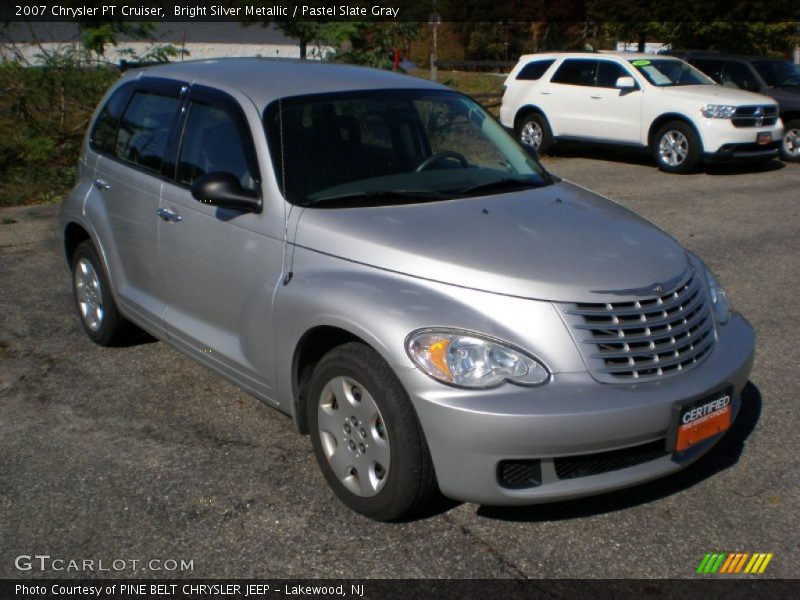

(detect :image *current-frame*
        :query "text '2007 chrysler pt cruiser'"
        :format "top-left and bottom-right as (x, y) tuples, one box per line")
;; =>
(61, 59), (755, 520)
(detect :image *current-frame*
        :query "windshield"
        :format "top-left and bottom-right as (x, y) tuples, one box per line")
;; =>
(264, 89), (552, 207)
(628, 58), (714, 87)
(752, 60), (800, 87)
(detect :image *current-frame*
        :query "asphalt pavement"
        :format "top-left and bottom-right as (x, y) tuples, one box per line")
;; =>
(1, 151), (798, 579)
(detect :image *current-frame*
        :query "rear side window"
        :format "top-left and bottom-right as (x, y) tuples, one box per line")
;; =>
(177, 102), (259, 193)
(516, 59), (555, 81)
(114, 91), (181, 173)
(551, 59), (597, 86)
(89, 86), (130, 155)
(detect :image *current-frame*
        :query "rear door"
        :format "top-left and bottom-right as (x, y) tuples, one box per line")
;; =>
(89, 78), (184, 332)
(157, 85), (284, 400)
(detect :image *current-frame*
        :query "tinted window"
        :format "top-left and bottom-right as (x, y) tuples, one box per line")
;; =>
(90, 86), (130, 155)
(551, 59), (596, 86)
(690, 58), (724, 83)
(752, 60), (800, 87)
(516, 59), (555, 81)
(177, 102), (258, 192)
(722, 62), (760, 91)
(596, 61), (631, 88)
(114, 91), (180, 172)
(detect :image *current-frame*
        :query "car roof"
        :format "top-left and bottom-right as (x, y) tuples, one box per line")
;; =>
(122, 58), (448, 108)
(516, 51), (681, 62)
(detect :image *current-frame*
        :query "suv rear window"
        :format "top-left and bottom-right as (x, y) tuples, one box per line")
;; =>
(516, 59), (555, 81)
(114, 91), (181, 173)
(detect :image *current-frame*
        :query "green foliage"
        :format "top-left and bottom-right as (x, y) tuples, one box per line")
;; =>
(0, 64), (119, 206)
(327, 22), (422, 68)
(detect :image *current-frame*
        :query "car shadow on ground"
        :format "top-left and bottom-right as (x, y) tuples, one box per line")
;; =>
(545, 145), (785, 176)
(469, 381), (762, 523)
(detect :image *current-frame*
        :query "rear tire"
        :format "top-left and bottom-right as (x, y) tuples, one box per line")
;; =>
(780, 119), (800, 162)
(516, 112), (553, 155)
(71, 240), (135, 346)
(307, 342), (438, 521)
(652, 121), (702, 174)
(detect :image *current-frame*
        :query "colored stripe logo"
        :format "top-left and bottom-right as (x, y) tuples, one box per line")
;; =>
(697, 552), (773, 574)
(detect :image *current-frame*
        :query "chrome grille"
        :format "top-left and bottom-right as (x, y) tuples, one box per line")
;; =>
(731, 105), (778, 128)
(560, 272), (715, 382)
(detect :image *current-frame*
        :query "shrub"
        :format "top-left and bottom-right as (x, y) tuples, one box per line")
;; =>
(0, 63), (119, 206)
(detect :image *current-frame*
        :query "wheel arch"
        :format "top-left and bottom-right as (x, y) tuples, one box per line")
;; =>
(514, 105), (548, 131)
(648, 113), (704, 151)
(63, 222), (92, 266)
(291, 325), (372, 435)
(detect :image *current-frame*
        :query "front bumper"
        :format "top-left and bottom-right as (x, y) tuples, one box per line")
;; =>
(700, 118), (784, 161)
(396, 314), (755, 506)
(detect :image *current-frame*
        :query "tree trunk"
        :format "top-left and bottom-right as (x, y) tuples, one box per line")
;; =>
(637, 31), (646, 53)
(300, 39), (307, 60)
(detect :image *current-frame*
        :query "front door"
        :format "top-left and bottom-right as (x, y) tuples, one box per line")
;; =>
(157, 86), (285, 400)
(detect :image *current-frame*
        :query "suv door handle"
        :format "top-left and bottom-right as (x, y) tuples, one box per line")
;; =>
(590, 94), (601, 99)
(93, 179), (111, 190)
(540, 90), (551, 95)
(157, 208), (183, 223)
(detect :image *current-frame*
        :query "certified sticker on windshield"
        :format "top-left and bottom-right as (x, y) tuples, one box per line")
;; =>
(631, 59), (651, 66)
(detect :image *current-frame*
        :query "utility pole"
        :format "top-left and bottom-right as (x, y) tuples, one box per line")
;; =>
(429, 0), (440, 81)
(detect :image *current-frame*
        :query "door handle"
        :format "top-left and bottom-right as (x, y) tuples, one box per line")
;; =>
(590, 94), (602, 99)
(157, 208), (183, 223)
(540, 90), (551, 95)
(93, 179), (111, 190)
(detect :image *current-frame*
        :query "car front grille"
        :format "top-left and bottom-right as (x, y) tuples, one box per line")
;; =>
(731, 105), (779, 128)
(559, 271), (716, 383)
(554, 439), (668, 480)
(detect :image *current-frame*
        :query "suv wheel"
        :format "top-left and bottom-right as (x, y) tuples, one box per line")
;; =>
(517, 113), (553, 154)
(653, 121), (702, 174)
(71, 240), (134, 346)
(780, 119), (800, 162)
(307, 342), (438, 521)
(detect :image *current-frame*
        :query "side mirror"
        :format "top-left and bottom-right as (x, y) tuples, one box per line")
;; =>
(615, 76), (637, 89)
(191, 172), (261, 213)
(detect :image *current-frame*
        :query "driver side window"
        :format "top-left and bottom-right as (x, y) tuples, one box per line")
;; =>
(177, 101), (259, 193)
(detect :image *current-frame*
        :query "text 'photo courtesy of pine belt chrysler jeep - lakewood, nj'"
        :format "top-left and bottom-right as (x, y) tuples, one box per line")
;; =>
(61, 58), (755, 521)
(500, 52), (785, 173)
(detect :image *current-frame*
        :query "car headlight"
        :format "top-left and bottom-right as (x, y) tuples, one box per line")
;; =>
(700, 104), (737, 119)
(406, 329), (549, 388)
(703, 267), (731, 325)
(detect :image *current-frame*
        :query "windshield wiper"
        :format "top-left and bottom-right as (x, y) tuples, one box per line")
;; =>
(303, 189), (444, 207)
(455, 177), (551, 196)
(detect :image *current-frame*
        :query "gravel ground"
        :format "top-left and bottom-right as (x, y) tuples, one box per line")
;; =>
(1, 151), (798, 579)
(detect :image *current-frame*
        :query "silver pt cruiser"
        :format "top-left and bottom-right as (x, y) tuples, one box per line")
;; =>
(61, 59), (755, 520)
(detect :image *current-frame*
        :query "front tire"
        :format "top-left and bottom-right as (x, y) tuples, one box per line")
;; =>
(780, 119), (800, 162)
(71, 240), (134, 346)
(516, 112), (553, 155)
(653, 121), (702, 174)
(307, 342), (437, 521)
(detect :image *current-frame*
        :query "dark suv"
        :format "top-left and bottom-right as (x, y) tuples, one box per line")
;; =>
(665, 51), (800, 162)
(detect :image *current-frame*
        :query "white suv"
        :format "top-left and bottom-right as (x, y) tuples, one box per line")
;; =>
(500, 52), (784, 173)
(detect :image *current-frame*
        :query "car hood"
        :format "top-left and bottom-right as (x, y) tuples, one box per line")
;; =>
(293, 181), (689, 303)
(660, 85), (776, 106)
(768, 86), (800, 110)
